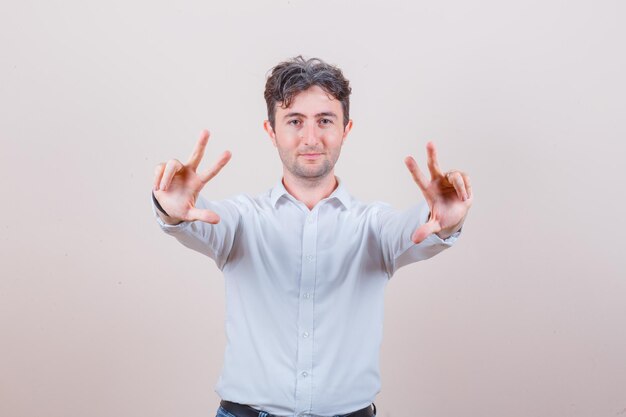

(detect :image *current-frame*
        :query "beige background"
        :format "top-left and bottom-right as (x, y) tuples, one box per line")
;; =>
(1, 1), (625, 416)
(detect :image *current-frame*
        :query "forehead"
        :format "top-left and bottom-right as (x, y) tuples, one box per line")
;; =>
(277, 85), (341, 116)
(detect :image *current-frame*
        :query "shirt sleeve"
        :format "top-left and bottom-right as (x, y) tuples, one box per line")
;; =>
(376, 200), (461, 277)
(151, 193), (241, 270)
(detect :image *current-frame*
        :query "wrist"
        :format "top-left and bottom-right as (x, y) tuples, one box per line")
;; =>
(152, 191), (170, 216)
(152, 191), (183, 225)
(436, 230), (454, 240)
(436, 224), (462, 240)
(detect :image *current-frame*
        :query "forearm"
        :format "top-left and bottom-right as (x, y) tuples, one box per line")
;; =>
(152, 193), (241, 269)
(379, 202), (461, 275)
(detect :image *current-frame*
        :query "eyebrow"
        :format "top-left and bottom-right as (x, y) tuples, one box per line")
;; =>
(283, 112), (338, 119)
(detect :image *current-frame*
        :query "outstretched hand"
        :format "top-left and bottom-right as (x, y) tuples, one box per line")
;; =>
(153, 130), (231, 224)
(404, 142), (472, 244)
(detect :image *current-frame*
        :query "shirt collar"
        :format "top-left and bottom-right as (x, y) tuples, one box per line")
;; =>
(270, 177), (352, 210)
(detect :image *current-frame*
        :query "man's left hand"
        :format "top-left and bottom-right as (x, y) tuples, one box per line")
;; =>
(404, 141), (473, 244)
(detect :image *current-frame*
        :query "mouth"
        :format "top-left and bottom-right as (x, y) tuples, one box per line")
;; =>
(299, 153), (323, 160)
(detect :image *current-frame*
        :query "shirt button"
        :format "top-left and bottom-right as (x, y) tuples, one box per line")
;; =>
(301, 371), (308, 377)
(307, 255), (314, 261)
(303, 331), (309, 338)
(303, 293), (311, 299)
(307, 216), (314, 223)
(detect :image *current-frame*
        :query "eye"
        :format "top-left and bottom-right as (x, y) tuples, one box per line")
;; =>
(288, 119), (301, 126)
(319, 118), (333, 125)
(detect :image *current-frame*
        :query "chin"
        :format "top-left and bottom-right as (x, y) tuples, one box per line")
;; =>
(292, 165), (332, 180)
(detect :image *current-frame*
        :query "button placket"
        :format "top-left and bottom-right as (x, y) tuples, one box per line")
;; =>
(294, 210), (318, 414)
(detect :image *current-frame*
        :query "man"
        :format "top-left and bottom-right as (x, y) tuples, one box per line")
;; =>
(152, 56), (472, 417)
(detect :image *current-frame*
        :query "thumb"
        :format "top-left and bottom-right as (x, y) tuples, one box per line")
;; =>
(186, 207), (221, 224)
(410, 218), (441, 244)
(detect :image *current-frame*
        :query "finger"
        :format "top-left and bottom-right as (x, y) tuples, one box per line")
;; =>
(159, 159), (184, 191)
(198, 150), (232, 184)
(448, 171), (468, 201)
(426, 141), (444, 179)
(186, 130), (210, 171)
(185, 207), (221, 224)
(153, 163), (165, 191)
(404, 156), (429, 192)
(411, 218), (441, 244)
(462, 172), (473, 199)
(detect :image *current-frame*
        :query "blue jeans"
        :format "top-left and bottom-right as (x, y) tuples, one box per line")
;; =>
(215, 405), (376, 417)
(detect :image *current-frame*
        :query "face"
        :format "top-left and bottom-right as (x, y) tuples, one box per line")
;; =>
(264, 85), (353, 182)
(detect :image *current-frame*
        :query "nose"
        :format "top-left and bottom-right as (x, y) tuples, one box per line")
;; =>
(299, 121), (320, 146)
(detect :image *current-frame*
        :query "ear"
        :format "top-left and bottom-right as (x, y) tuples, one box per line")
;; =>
(263, 120), (277, 147)
(341, 119), (353, 144)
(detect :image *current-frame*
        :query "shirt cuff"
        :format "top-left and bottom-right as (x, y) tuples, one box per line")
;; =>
(432, 229), (462, 244)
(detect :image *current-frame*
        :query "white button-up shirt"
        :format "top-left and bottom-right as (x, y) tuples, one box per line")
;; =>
(154, 179), (459, 417)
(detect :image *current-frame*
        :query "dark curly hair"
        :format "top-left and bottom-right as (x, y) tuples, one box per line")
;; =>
(264, 56), (352, 129)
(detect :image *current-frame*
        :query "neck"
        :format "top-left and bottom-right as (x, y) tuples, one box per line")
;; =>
(282, 171), (338, 210)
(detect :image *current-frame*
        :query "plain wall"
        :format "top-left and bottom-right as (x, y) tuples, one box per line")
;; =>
(1, 1), (625, 416)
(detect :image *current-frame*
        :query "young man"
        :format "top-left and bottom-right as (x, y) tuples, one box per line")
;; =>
(152, 56), (472, 417)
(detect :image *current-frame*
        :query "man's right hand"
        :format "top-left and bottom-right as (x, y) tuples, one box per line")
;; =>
(153, 130), (231, 225)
